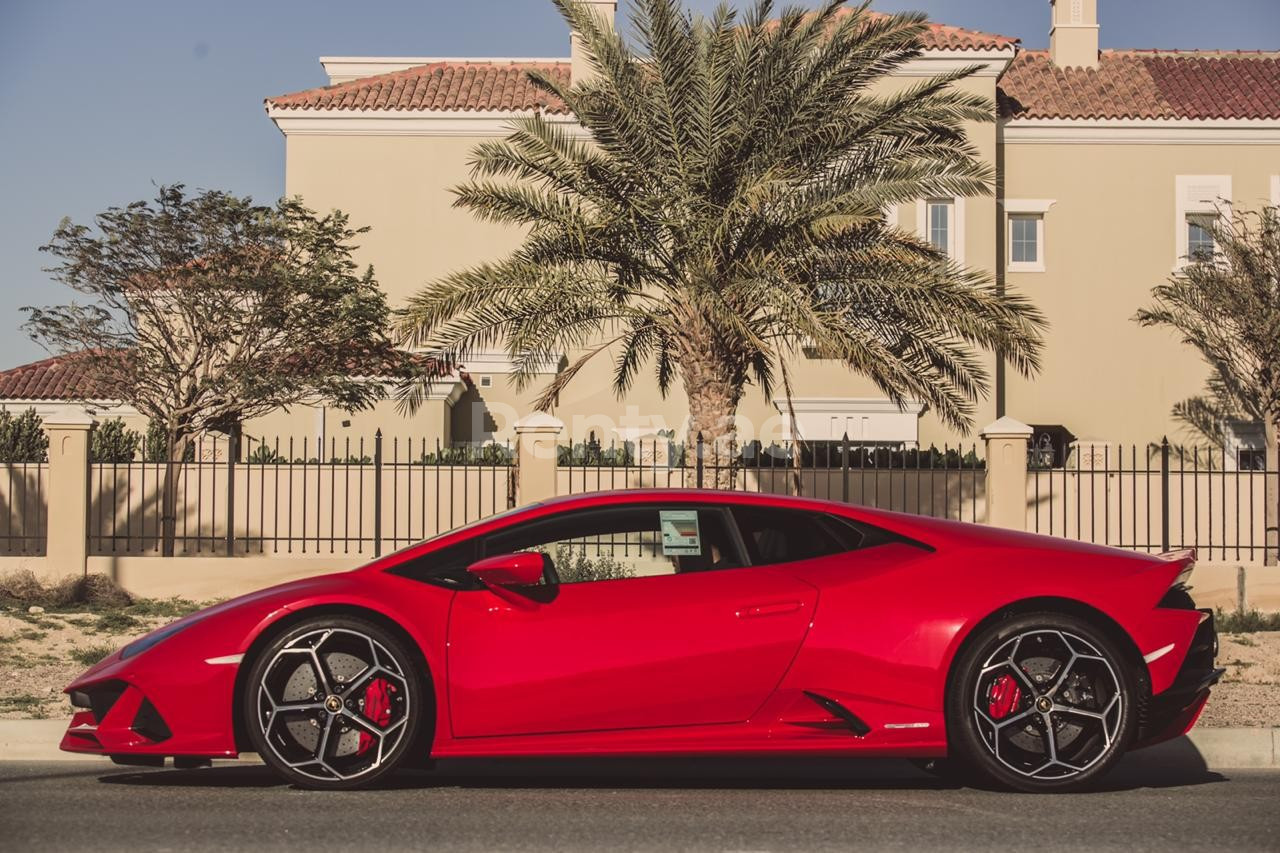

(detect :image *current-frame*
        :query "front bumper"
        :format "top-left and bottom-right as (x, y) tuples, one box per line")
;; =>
(60, 649), (243, 761)
(1135, 607), (1224, 748)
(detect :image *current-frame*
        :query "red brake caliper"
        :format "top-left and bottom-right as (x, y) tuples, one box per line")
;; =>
(987, 673), (1022, 720)
(356, 679), (395, 755)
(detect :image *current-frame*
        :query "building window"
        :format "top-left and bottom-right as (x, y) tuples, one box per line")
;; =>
(479, 375), (493, 388)
(1008, 214), (1045, 272)
(1002, 200), (1054, 273)
(916, 197), (965, 264)
(927, 199), (952, 256)
(1175, 175), (1231, 269)
(1186, 215), (1216, 261)
(1010, 216), (1037, 263)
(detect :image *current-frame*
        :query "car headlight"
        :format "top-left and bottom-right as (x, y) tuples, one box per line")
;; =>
(119, 619), (196, 661)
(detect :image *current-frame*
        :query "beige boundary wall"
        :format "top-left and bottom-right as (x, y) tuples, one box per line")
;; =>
(4, 412), (1276, 605)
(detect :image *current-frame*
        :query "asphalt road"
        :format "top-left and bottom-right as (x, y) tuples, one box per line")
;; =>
(2, 750), (1277, 852)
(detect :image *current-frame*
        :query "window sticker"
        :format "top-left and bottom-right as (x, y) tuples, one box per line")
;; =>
(659, 510), (702, 556)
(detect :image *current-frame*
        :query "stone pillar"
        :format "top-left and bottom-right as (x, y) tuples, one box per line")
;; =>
(980, 416), (1033, 531)
(514, 412), (564, 506)
(42, 408), (96, 577)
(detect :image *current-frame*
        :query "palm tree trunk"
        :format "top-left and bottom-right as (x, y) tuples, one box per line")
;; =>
(1266, 418), (1278, 566)
(682, 354), (740, 491)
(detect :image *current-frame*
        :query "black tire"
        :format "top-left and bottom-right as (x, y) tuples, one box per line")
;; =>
(946, 612), (1141, 793)
(243, 615), (428, 790)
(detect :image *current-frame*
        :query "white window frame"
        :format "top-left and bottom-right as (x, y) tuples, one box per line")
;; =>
(1174, 175), (1231, 269)
(1003, 199), (1055, 273)
(773, 397), (925, 445)
(916, 197), (966, 265)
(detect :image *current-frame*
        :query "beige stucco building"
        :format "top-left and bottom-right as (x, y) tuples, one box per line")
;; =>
(4, 1), (1279, 461)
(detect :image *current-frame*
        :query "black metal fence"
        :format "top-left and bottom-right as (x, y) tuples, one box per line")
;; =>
(1028, 438), (1278, 562)
(558, 434), (987, 523)
(88, 433), (514, 557)
(0, 462), (46, 555)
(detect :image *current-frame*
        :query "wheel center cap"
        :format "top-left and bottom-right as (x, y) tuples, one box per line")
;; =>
(324, 695), (343, 713)
(1036, 696), (1053, 713)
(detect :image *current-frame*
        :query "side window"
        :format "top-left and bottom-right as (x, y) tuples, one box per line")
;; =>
(731, 507), (860, 566)
(484, 505), (744, 584)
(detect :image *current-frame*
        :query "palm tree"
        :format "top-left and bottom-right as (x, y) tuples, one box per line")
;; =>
(1137, 204), (1280, 563)
(396, 0), (1046, 485)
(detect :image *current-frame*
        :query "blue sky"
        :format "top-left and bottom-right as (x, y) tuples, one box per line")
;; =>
(1, 0), (1277, 370)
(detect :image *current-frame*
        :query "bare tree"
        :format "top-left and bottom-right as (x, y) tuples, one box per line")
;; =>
(27, 185), (408, 554)
(1136, 204), (1280, 563)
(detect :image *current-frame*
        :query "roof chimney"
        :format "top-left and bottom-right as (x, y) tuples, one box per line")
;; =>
(570, 0), (617, 85)
(1050, 0), (1100, 69)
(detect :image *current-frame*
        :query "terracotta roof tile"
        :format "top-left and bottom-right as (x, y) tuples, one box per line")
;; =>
(268, 61), (572, 113)
(0, 352), (118, 402)
(268, 13), (1016, 114)
(999, 50), (1280, 121)
(856, 10), (1018, 51)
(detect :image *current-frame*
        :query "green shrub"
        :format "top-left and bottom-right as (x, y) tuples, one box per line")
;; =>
(123, 597), (202, 618)
(91, 418), (142, 463)
(69, 642), (118, 666)
(141, 421), (194, 463)
(246, 441), (287, 464)
(93, 611), (141, 633)
(550, 544), (634, 584)
(0, 408), (48, 463)
(1216, 607), (1280, 633)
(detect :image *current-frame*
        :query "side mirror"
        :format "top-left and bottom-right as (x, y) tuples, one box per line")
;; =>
(465, 552), (547, 587)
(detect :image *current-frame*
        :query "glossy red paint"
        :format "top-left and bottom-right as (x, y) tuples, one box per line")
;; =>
(465, 551), (547, 587)
(59, 489), (1214, 766)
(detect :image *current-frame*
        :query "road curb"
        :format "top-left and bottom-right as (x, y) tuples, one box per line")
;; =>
(0, 719), (1276, 767)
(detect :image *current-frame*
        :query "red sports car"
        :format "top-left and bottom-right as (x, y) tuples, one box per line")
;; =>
(60, 489), (1221, 792)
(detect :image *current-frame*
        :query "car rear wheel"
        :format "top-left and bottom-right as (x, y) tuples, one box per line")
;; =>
(946, 612), (1140, 793)
(244, 615), (427, 789)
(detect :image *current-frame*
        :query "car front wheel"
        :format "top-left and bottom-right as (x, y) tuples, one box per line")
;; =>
(244, 615), (427, 789)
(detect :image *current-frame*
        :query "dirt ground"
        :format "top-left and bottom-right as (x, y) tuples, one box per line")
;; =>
(0, 607), (180, 719)
(1198, 631), (1280, 728)
(2, 607), (1277, 728)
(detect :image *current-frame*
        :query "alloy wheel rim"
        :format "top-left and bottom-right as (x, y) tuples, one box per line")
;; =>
(972, 629), (1123, 780)
(255, 628), (411, 782)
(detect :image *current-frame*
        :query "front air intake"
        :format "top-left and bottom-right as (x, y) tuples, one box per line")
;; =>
(131, 698), (172, 743)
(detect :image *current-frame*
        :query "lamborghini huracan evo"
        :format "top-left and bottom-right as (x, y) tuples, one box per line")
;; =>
(60, 489), (1222, 792)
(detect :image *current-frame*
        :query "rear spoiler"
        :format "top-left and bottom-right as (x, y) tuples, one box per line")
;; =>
(1156, 548), (1197, 589)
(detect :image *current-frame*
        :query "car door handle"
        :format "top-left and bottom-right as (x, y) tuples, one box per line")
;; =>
(737, 601), (803, 619)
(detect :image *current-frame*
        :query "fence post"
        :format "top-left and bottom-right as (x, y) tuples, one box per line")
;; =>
(514, 412), (564, 505)
(841, 433), (850, 504)
(1160, 436), (1170, 553)
(224, 424), (240, 556)
(979, 416), (1033, 531)
(696, 433), (705, 489)
(42, 407), (96, 578)
(373, 430), (383, 557)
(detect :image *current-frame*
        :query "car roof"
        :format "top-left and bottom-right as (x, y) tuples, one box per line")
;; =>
(538, 488), (850, 513)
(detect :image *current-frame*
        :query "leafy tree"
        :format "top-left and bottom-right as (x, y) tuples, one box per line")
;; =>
(396, 0), (1045, 486)
(1136, 204), (1280, 563)
(28, 185), (409, 553)
(90, 418), (142, 463)
(0, 409), (49, 463)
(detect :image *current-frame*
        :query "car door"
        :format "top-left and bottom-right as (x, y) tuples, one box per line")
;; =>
(446, 503), (818, 738)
